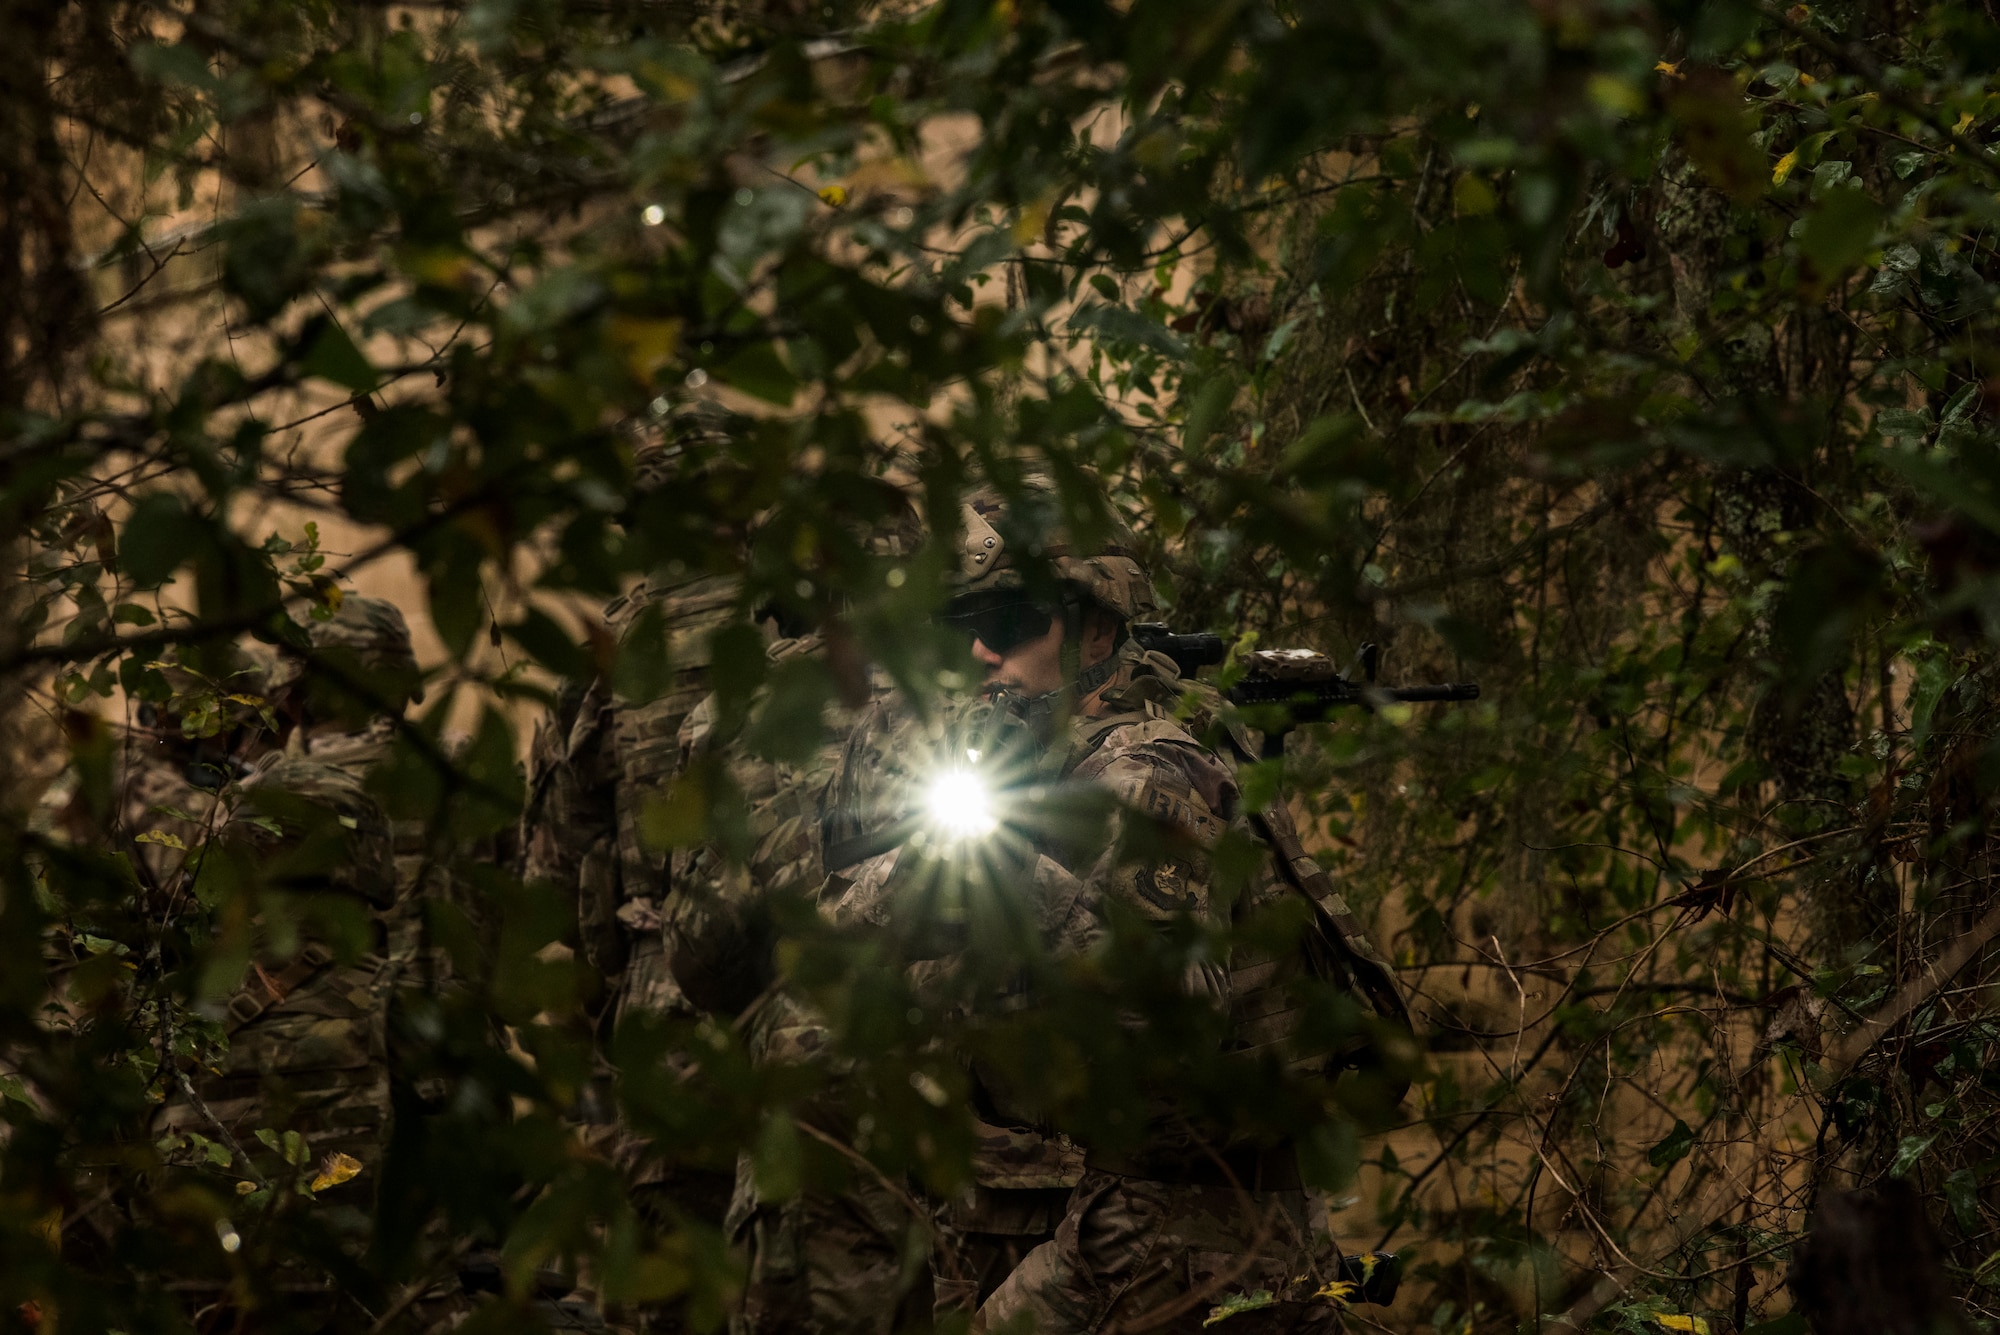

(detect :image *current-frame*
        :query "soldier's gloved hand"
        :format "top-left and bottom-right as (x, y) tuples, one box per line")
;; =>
(1336, 1250), (1403, 1306)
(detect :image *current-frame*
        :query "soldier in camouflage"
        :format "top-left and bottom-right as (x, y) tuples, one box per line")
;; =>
(822, 483), (1390, 1335)
(517, 554), (920, 1332)
(657, 488), (935, 1335)
(517, 568), (743, 1246)
(666, 622), (929, 1335)
(155, 595), (429, 1182)
(519, 570), (739, 1043)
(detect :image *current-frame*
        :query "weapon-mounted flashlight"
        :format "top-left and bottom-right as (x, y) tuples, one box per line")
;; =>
(922, 751), (999, 843)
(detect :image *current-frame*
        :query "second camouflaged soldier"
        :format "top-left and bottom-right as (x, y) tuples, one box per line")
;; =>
(662, 494), (934, 1335)
(154, 596), (429, 1184)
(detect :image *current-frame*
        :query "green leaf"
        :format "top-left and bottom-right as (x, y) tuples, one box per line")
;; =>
(120, 493), (204, 589)
(1074, 303), (1188, 359)
(1949, 1167), (1979, 1229)
(426, 538), (485, 659)
(614, 603), (673, 704)
(1647, 1119), (1695, 1168)
(1796, 188), (1883, 284)
(1889, 1133), (1936, 1177)
(717, 341), (796, 405)
(1878, 449), (2000, 537)
(128, 42), (218, 90)
(1182, 375), (1237, 454)
(1744, 1314), (1807, 1335)
(639, 767), (710, 851)
(743, 658), (834, 766)
(300, 315), (378, 394)
(508, 607), (591, 679)
(751, 1111), (802, 1203)
(220, 199), (307, 322)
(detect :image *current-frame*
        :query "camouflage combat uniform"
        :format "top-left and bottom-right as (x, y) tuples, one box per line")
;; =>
(667, 631), (929, 1335)
(518, 570), (908, 1332)
(828, 646), (1357, 1335)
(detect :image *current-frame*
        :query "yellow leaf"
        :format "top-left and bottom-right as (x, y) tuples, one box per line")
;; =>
(1586, 73), (1646, 117)
(311, 1152), (363, 1192)
(1799, 72), (1817, 87)
(1773, 149), (1799, 184)
(1955, 110), (1976, 136)
(639, 61), (699, 103)
(1454, 175), (1497, 216)
(1313, 1280), (1358, 1308)
(135, 830), (187, 850)
(1656, 1315), (1710, 1335)
(1013, 191), (1056, 243)
(817, 184), (848, 207)
(235, 1178), (258, 1195)
(405, 248), (477, 290)
(34, 1206), (62, 1253)
(607, 316), (683, 384)
(1655, 60), (1683, 77)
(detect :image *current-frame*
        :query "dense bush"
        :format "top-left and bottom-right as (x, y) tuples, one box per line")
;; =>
(10, 0), (2000, 1331)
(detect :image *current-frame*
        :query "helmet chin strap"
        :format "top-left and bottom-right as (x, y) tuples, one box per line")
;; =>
(1064, 596), (1122, 699)
(1072, 643), (1120, 699)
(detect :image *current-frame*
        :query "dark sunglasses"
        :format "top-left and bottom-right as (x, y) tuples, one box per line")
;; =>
(941, 592), (1060, 655)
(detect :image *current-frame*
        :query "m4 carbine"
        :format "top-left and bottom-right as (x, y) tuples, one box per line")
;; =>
(1129, 623), (1480, 757)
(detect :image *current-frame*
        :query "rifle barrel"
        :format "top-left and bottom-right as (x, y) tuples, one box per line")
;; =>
(1227, 680), (1480, 711)
(1382, 683), (1480, 703)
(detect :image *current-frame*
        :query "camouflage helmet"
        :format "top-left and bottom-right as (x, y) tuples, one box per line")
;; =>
(955, 481), (1155, 623)
(266, 594), (422, 702)
(308, 595), (419, 681)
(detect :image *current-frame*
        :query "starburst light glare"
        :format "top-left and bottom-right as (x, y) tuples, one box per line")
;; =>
(923, 765), (999, 842)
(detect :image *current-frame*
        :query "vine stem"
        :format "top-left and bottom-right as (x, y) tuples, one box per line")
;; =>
(174, 1068), (269, 1190)
(1552, 895), (2000, 1329)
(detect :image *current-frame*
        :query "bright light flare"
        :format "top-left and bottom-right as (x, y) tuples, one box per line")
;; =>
(924, 766), (999, 842)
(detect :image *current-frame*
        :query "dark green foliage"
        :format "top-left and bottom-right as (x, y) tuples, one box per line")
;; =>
(14, 0), (2000, 1331)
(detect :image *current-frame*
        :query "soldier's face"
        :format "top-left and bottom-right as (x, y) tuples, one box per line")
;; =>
(971, 608), (1119, 697)
(972, 610), (1066, 696)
